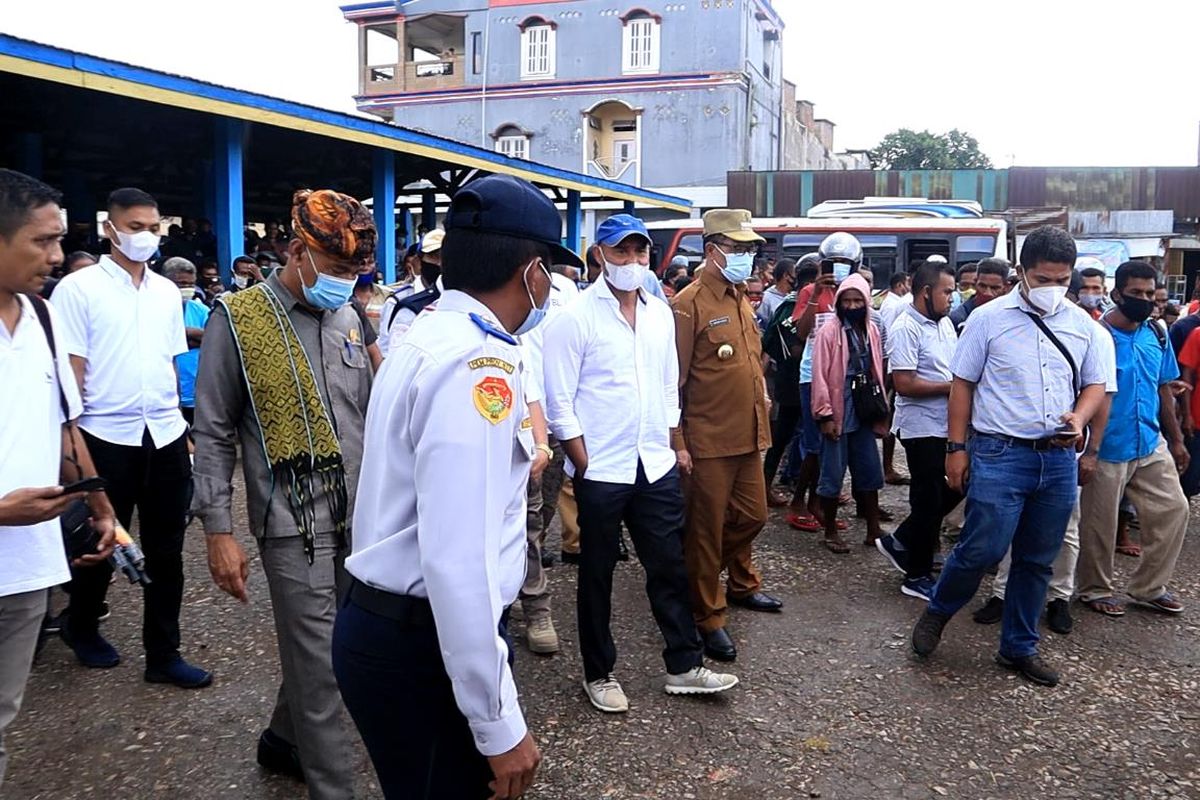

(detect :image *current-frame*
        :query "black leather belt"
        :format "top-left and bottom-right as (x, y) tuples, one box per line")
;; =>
(977, 433), (1059, 452)
(347, 579), (434, 628)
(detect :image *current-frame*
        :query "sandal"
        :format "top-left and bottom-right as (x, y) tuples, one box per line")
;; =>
(1115, 543), (1142, 558)
(1082, 597), (1126, 617)
(786, 513), (822, 532)
(822, 537), (850, 554)
(885, 473), (911, 486)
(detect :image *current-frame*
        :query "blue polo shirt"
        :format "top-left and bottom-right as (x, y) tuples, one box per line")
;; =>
(176, 299), (210, 408)
(1099, 321), (1179, 463)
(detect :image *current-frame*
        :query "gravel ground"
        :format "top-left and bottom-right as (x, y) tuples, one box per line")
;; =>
(6, 469), (1199, 800)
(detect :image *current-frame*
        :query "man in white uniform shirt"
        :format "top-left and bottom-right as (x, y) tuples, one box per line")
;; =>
(51, 188), (210, 688)
(545, 214), (738, 713)
(0, 170), (116, 789)
(378, 228), (443, 356)
(333, 175), (566, 800)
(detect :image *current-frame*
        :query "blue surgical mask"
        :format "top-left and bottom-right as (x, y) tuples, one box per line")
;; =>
(515, 259), (552, 335)
(717, 247), (754, 284)
(301, 248), (357, 310)
(832, 263), (852, 284)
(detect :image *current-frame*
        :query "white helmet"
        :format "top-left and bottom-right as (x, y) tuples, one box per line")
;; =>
(818, 232), (863, 266)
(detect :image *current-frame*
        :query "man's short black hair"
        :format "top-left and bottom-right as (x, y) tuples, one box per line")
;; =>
(975, 257), (1010, 280)
(956, 262), (978, 281)
(1114, 259), (1158, 292)
(889, 271), (909, 291)
(0, 168), (62, 239)
(672, 274), (693, 293)
(232, 255), (256, 268)
(65, 251), (96, 269)
(1020, 226), (1076, 269)
(1079, 267), (1106, 281)
(107, 187), (158, 214)
(442, 229), (551, 293)
(912, 262), (955, 295)
(772, 258), (795, 283)
(796, 262), (818, 287)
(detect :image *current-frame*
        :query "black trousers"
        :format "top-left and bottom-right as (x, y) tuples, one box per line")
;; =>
(763, 403), (802, 487)
(575, 463), (702, 683)
(332, 589), (497, 799)
(894, 436), (963, 579)
(66, 429), (191, 664)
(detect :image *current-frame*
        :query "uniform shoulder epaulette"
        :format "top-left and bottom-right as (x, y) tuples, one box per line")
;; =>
(469, 312), (518, 345)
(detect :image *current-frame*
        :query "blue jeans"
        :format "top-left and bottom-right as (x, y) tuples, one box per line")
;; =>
(817, 425), (884, 498)
(929, 435), (1076, 658)
(797, 383), (822, 459)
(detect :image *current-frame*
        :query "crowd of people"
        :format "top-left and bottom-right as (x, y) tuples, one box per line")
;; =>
(0, 163), (1194, 799)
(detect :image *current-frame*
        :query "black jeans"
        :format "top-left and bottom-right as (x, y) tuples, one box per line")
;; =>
(763, 403), (802, 487)
(894, 436), (963, 579)
(575, 463), (702, 682)
(332, 590), (497, 799)
(66, 429), (191, 664)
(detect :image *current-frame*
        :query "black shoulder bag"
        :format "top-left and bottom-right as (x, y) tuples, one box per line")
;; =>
(848, 325), (890, 424)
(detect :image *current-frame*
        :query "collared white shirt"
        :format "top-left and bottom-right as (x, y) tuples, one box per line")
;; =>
(51, 256), (187, 447)
(953, 290), (1116, 440)
(518, 276), (580, 407)
(888, 303), (957, 439)
(549, 272), (580, 306)
(0, 296), (82, 596)
(879, 291), (913, 334)
(383, 276), (444, 356)
(544, 276), (681, 484)
(348, 289), (531, 758)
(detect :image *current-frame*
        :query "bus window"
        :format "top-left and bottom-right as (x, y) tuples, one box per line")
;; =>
(676, 234), (705, 269)
(782, 233), (823, 261)
(905, 238), (952, 271)
(955, 235), (997, 267)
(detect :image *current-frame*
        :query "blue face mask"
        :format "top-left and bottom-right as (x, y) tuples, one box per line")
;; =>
(717, 247), (754, 284)
(832, 262), (852, 284)
(515, 259), (552, 335)
(302, 248), (357, 310)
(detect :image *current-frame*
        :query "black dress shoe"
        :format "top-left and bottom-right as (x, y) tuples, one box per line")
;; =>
(702, 628), (737, 662)
(540, 550), (557, 568)
(728, 591), (783, 612)
(560, 551), (581, 565)
(996, 653), (1060, 687)
(257, 729), (305, 782)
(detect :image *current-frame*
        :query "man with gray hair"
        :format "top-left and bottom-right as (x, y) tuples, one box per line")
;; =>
(162, 257), (210, 425)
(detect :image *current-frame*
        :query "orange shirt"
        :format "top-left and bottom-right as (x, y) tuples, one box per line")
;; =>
(671, 263), (771, 458)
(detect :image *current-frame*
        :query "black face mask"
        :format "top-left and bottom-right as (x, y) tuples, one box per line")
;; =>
(838, 306), (868, 327)
(421, 260), (441, 284)
(925, 289), (948, 321)
(1116, 293), (1155, 324)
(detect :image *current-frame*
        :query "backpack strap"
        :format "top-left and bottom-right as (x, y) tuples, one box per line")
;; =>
(24, 293), (70, 420)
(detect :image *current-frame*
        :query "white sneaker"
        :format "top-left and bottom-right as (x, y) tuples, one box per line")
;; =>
(526, 615), (559, 654)
(583, 675), (629, 713)
(664, 666), (739, 696)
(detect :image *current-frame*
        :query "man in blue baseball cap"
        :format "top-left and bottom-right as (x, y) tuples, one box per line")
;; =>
(334, 173), (578, 799)
(585, 214), (667, 302)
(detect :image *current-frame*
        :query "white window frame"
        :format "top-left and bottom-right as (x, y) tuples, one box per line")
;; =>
(496, 134), (529, 160)
(520, 23), (555, 79)
(622, 15), (660, 75)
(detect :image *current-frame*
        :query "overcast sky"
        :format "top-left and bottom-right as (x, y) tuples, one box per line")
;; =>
(5, 0), (1198, 167)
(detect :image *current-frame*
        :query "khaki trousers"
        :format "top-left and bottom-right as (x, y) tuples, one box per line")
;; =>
(558, 477), (580, 555)
(683, 451), (768, 632)
(1077, 442), (1189, 603)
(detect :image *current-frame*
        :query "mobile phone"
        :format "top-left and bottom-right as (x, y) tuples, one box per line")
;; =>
(1053, 424), (1080, 440)
(63, 476), (106, 494)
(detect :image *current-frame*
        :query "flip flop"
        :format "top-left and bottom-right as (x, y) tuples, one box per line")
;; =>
(786, 513), (822, 532)
(823, 538), (851, 554)
(1082, 597), (1126, 617)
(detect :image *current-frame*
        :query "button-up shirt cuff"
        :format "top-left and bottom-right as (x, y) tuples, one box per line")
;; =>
(471, 708), (528, 757)
(550, 417), (583, 443)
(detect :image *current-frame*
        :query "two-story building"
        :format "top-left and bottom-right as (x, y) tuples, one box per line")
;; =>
(342, 0), (786, 207)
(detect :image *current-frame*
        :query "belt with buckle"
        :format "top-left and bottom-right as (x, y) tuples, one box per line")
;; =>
(347, 578), (435, 628)
(978, 433), (1058, 452)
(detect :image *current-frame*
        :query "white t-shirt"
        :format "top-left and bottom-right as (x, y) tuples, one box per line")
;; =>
(0, 296), (83, 597)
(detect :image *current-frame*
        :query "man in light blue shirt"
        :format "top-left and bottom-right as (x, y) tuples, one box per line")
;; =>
(910, 226), (1115, 688)
(1076, 260), (1189, 618)
(162, 257), (209, 424)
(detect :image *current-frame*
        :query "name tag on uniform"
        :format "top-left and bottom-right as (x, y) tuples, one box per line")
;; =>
(468, 357), (515, 375)
(708, 316), (730, 328)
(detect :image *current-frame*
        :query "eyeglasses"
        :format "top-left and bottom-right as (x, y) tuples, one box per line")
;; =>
(715, 242), (758, 256)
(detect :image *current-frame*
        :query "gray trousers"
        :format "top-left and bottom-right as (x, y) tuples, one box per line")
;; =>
(259, 533), (354, 800)
(0, 589), (47, 791)
(520, 438), (565, 617)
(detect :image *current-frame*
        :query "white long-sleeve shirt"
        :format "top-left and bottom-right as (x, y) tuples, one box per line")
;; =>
(347, 289), (532, 757)
(543, 276), (680, 485)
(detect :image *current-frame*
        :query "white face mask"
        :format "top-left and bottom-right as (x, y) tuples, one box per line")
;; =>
(1024, 277), (1069, 315)
(604, 259), (646, 292)
(232, 274), (250, 290)
(108, 222), (159, 263)
(179, 286), (197, 302)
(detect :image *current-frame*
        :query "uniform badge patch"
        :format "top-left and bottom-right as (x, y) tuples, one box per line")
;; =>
(474, 376), (514, 425)
(708, 316), (731, 328)
(468, 357), (516, 374)
(520, 417), (533, 430)
(348, 327), (361, 344)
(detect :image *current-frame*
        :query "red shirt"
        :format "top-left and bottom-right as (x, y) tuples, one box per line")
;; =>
(1177, 327), (1200, 423)
(790, 282), (835, 322)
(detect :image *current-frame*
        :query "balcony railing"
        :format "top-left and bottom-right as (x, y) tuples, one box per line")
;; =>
(587, 157), (639, 183)
(361, 56), (465, 95)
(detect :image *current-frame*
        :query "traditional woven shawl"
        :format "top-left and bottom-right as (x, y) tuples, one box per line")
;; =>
(220, 284), (347, 562)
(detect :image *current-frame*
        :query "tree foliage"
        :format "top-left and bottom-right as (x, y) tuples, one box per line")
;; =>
(869, 128), (993, 170)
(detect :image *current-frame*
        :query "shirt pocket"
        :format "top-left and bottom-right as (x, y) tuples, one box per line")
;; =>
(340, 338), (367, 370)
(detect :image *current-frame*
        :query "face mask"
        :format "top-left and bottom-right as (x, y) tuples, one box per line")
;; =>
(959, 288), (976, 301)
(1116, 293), (1155, 323)
(179, 286), (197, 302)
(1023, 277), (1069, 315)
(925, 289), (947, 321)
(838, 306), (868, 327)
(108, 222), (159, 263)
(420, 260), (442, 285)
(832, 262), (852, 284)
(355, 273), (375, 290)
(232, 274), (250, 290)
(1078, 293), (1104, 311)
(604, 259), (646, 292)
(301, 248), (357, 310)
(717, 248), (754, 284)
(515, 259), (552, 335)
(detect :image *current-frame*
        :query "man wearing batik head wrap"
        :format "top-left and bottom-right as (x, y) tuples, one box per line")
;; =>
(191, 189), (374, 799)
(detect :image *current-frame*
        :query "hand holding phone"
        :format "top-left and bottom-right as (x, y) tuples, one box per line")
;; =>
(62, 476), (106, 494)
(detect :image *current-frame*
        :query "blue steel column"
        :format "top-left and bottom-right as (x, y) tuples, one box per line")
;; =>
(401, 208), (414, 249)
(422, 192), (437, 232)
(15, 133), (43, 179)
(373, 150), (397, 283)
(213, 118), (245, 281)
(564, 189), (582, 258)
(622, 200), (636, 215)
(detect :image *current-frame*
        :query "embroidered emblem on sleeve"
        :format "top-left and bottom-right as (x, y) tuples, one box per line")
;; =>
(474, 376), (514, 424)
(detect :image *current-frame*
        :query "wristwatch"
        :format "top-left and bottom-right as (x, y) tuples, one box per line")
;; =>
(535, 443), (554, 459)
(946, 441), (967, 454)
